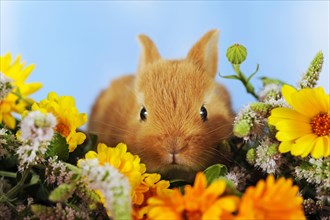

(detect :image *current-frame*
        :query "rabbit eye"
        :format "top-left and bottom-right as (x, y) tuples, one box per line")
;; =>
(200, 105), (207, 121)
(140, 107), (148, 121)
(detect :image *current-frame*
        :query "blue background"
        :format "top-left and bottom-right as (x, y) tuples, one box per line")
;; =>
(1, 1), (329, 118)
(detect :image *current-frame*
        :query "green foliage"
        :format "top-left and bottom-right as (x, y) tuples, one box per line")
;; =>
(203, 164), (227, 185)
(47, 133), (69, 161)
(49, 183), (76, 202)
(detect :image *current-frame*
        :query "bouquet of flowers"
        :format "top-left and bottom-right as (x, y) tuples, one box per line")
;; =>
(0, 44), (329, 219)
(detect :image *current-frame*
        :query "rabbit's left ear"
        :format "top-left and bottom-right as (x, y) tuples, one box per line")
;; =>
(137, 34), (161, 73)
(187, 30), (219, 78)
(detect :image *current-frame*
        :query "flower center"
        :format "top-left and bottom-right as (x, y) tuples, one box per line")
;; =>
(183, 210), (202, 220)
(310, 113), (330, 136)
(55, 122), (70, 137)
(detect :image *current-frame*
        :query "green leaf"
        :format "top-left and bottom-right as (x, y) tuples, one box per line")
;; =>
(226, 44), (247, 64)
(218, 177), (242, 196)
(203, 164), (227, 185)
(218, 73), (240, 80)
(47, 133), (69, 161)
(49, 183), (76, 202)
(247, 64), (260, 82)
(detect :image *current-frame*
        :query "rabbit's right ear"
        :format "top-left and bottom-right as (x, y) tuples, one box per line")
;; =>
(137, 35), (161, 73)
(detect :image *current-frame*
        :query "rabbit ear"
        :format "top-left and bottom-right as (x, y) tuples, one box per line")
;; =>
(187, 30), (219, 78)
(137, 34), (161, 72)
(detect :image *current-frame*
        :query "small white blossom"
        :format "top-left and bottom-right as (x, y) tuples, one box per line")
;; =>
(79, 158), (132, 220)
(20, 110), (56, 145)
(17, 110), (56, 171)
(259, 83), (281, 101)
(255, 140), (281, 174)
(0, 72), (13, 100)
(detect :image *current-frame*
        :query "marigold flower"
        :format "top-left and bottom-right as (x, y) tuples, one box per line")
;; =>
(147, 172), (239, 220)
(236, 175), (305, 220)
(133, 173), (172, 219)
(268, 85), (330, 158)
(32, 92), (87, 152)
(0, 53), (42, 129)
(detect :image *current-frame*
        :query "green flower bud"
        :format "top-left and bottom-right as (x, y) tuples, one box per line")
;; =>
(233, 119), (251, 137)
(298, 51), (324, 89)
(267, 143), (279, 156)
(226, 44), (247, 64)
(250, 102), (272, 116)
(246, 148), (256, 165)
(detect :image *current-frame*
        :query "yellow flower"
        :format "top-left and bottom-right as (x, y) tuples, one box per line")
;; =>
(32, 92), (87, 152)
(0, 53), (42, 129)
(269, 85), (330, 158)
(147, 172), (239, 220)
(84, 143), (146, 190)
(133, 173), (172, 219)
(236, 175), (305, 220)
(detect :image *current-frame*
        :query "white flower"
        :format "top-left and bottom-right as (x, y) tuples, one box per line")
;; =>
(79, 158), (132, 220)
(0, 72), (13, 100)
(255, 140), (281, 174)
(259, 83), (281, 101)
(20, 110), (56, 145)
(17, 110), (56, 171)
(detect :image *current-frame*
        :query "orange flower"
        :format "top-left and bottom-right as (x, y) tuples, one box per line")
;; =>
(133, 173), (172, 220)
(236, 175), (305, 220)
(147, 172), (239, 220)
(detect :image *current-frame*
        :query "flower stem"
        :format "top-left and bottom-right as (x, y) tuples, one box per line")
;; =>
(0, 170), (17, 178)
(0, 167), (31, 202)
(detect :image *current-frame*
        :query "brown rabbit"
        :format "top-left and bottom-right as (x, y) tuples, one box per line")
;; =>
(88, 30), (234, 181)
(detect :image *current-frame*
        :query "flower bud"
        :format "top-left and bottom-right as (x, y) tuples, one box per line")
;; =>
(226, 44), (247, 64)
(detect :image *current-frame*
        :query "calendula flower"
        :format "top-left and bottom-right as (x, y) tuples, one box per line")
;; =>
(17, 110), (56, 171)
(269, 85), (330, 158)
(0, 53), (42, 129)
(147, 172), (239, 220)
(236, 175), (305, 220)
(32, 92), (87, 152)
(79, 158), (132, 220)
(133, 173), (172, 219)
(84, 143), (146, 190)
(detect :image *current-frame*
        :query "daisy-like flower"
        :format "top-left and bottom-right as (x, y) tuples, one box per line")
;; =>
(268, 85), (330, 158)
(32, 92), (87, 152)
(0, 53), (42, 129)
(79, 158), (132, 220)
(133, 173), (172, 219)
(84, 143), (146, 190)
(17, 110), (56, 171)
(147, 172), (239, 220)
(236, 175), (305, 220)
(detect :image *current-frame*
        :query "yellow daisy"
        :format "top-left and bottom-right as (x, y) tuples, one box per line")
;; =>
(269, 85), (330, 158)
(83, 143), (146, 190)
(0, 53), (42, 129)
(32, 92), (87, 152)
(236, 175), (305, 220)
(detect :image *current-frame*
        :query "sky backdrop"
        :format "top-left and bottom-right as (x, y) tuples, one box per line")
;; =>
(1, 1), (329, 119)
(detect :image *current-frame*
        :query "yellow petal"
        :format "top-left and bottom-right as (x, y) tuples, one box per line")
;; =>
(85, 151), (98, 159)
(4, 114), (16, 129)
(291, 89), (323, 117)
(279, 141), (293, 153)
(311, 137), (325, 159)
(323, 136), (330, 157)
(276, 130), (307, 141)
(276, 120), (311, 133)
(268, 108), (310, 125)
(281, 85), (297, 107)
(291, 134), (317, 156)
